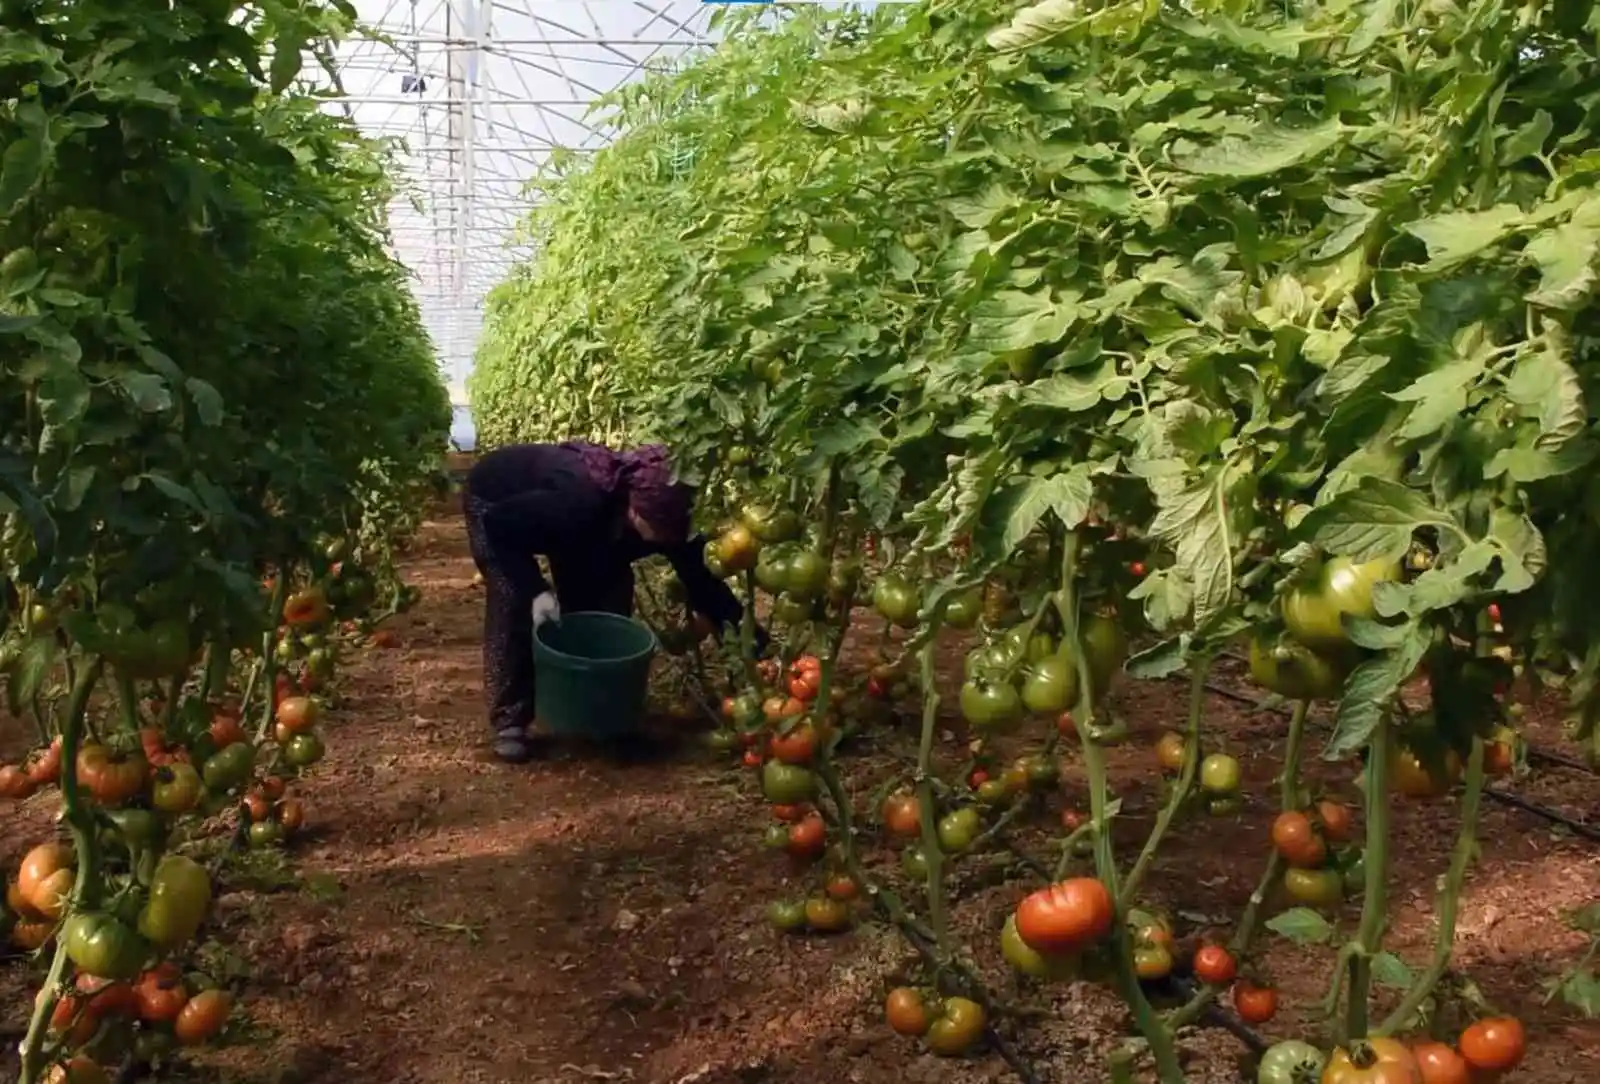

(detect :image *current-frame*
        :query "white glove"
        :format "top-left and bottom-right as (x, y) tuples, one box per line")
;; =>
(531, 592), (561, 628)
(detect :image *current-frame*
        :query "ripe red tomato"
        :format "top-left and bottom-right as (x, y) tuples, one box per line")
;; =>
(1232, 982), (1277, 1024)
(1270, 811), (1328, 868)
(1458, 1017), (1525, 1073)
(741, 749), (762, 768)
(824, 874), (859, 901)
(1130, 561), (1146, 577)
(882, 793), (922, 838)
(968, 767), (990, 789)
(769, 722), (818, 766)
(1014, 878), (1114, 954)
(1412, 1041), (1470, 1084)
(1317, 799), (1356, 843)
(788, 669), (822, 703)
(1192, 944), (1237, 985)
(786, 813), (827, 859)
(884, 987), (929, 1036)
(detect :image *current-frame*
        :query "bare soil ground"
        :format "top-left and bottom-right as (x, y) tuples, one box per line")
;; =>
(2, 500), (1597, 1084)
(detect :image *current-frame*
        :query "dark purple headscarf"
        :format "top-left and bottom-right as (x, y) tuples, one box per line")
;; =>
(565, 441), (694, 541)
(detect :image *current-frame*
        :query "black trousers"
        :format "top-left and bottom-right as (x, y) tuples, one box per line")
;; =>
(464, 495), (635, 736)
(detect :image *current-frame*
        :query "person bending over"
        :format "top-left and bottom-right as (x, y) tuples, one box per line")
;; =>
(462, 441), (751, 763)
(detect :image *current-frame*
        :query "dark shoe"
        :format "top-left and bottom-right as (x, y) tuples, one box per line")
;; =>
(491, 728), (535, 764)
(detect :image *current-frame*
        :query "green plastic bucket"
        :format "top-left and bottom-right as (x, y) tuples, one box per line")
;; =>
(532, 611), (658, 738)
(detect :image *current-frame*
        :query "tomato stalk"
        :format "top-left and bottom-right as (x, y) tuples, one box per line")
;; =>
(1342, 712), (1395, 1043)
(1050, 820), (1094, 880)
(18, 657), (105, 1084)
(1056, 532), (1183, 1084)
(1119, 655), (1211, 907)
(912, 625), (953, 947)
(201, 642), (230, 702)
(115, 672), (140, 731)
(736, 566), (763, 690)
(1376, 735), (1487, 1037)
(255, 570), (291, 740)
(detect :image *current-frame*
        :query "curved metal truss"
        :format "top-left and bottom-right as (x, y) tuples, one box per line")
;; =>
(322, 1), (727, 401)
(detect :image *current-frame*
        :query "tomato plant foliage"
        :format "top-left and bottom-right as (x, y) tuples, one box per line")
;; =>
(474, 1), (1597, 1078)
(0, 2), (447, 1079)
(473, 0), (1600, 758)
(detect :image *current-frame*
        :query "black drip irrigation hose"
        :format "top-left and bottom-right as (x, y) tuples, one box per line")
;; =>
(1187, 658), (1600, 844)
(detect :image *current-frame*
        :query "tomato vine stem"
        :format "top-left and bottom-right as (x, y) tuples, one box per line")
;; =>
(1376, 736), (1487, 1037)
(1057, 531), (1183, 1084)
(1343, 711), (1395, 1043)
(19, 656), (105, 1084)
(254, 571), (291, 741)
(913, 625), (951, 946)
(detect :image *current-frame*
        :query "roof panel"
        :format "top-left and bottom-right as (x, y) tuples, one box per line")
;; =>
(320, 0), (719, 385)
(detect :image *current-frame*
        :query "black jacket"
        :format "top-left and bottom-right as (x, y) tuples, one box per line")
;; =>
(464, 443), (742, 627)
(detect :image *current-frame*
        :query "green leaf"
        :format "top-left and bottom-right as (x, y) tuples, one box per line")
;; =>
(1023, 360), (1130, 411)
(943, 185), (1019, 229)
(1266, 907), (1334, 945)
(7, 635), (58, 712)
(1294, 477), (1461, 564)
(1124, 636), (1190, 680)
(1500, 109), (1553, 165)
(1371, 951), (1414, 989)
(1403, 205), (1525, 271)
(1147, 474), (1233, 632)
(1374, 540), (1495, 617)
(1388, 354), (1485, 444)
(1569, 902), (1600, 934)
(1487, 508), (1547, 592)
(184, 378), (225, 425)
(975, 467), (1092, 560)
(1324, 624), (1429, 759)
(1317, 353), (1389, 407)
(1172, 119), (1345, 180)
(1503, 338), (1586, 451)
(0, 126), (50, 214)
(118, 372), (172, 413)
(1524, 222), (1600, 310)
(966, 288), (1078, 355)
(1162, 400), (1231, 458)
(1483, 442), (1596, 483)
(142, 472), (205, 513)
(1552, 970), (1600, 1018)
(270, 26), (308, 94)
(1348, 0), (1401, 54)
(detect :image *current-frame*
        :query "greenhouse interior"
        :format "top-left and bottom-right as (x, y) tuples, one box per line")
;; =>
(1, 2), (1597, 1084)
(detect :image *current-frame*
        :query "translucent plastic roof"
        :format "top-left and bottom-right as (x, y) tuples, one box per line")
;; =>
(323, 1), (727, 399)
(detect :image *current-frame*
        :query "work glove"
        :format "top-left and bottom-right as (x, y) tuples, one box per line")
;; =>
(531, 592), (561, 628)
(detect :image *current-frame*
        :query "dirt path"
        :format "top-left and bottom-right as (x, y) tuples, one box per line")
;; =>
(4, 502), (1598, 1084)
(228, 506), (907, 1084)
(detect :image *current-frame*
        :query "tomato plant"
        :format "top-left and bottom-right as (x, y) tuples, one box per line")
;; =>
(462, 0), (1600, 1079)
(0, 1), (449, 1073)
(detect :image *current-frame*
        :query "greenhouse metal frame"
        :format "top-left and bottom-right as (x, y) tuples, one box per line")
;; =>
(326, 1), (730, 401)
